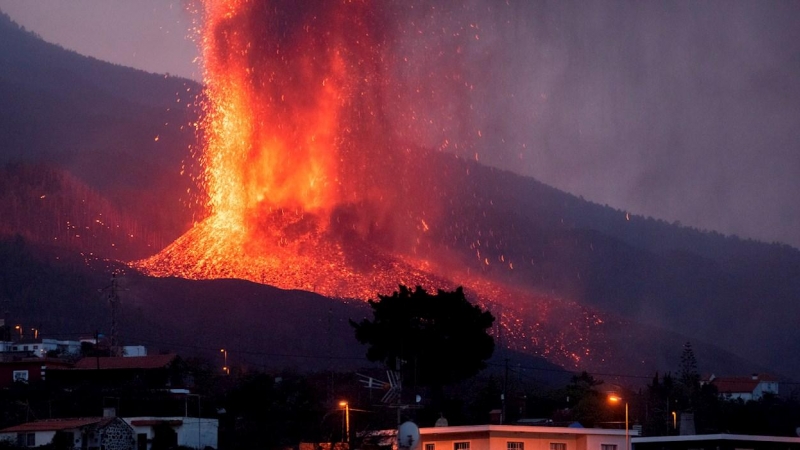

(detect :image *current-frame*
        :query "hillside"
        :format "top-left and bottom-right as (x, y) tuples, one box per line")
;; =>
(0, 11), (202, 246)
(1, 11), (799, 381)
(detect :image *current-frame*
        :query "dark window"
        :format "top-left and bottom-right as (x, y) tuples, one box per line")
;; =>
(137, 433), (148, 450)
(18, 433), (36, 446)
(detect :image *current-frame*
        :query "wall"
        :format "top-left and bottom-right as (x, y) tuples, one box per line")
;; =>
(177, 418), (218, 449)
(420, 427), (629, 450)
(0, 430), (58, 447)
(125, 417), (218, 450)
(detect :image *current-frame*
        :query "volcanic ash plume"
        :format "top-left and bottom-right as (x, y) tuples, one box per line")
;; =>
(136, 0), (609, 369)
(139, 0), (443, 298)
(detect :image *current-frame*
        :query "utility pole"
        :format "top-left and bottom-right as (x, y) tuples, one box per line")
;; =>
(99, 273), (126, 357)
(502, 357), (509, 424)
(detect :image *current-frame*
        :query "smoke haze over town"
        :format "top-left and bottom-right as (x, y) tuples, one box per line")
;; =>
(2, 0), (799, 249)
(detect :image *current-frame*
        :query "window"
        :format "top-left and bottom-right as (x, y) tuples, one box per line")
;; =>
(601, 445), (618, 450)
(138, 434), (148, 450)
(13, 370), (29, 383)
(426, 445), (435, 450)
(509, 442), (524, 450)
(551, 443), (566, 450)
(17, 433), (35, 447)
(454, 443), (470, 450)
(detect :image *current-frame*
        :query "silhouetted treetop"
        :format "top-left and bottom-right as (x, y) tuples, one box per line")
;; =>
(350, 285), (495, 388)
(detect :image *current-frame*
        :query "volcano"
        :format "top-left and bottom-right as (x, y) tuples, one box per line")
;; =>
(133, 1), (615, 370)
(2, 5), (800, 380)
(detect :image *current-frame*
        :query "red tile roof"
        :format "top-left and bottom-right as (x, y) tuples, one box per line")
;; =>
(0, 417), (111, 433)
(710, 375), (778, 394)
(70, 354), (177, 370)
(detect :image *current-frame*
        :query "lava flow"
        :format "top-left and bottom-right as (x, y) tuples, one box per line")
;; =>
(136, 0), (609, 369)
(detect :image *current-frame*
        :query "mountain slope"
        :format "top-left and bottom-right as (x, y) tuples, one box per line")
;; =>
(1, 11), (799, 380)
(0, 11), (202, 246)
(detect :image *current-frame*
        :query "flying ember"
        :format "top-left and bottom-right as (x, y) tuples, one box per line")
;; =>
(136, 0), (608, 369)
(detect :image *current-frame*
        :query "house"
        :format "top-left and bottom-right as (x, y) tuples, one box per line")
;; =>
(418, 424), (635, 450)
(124, 417), (218, 450)
(701, 374), (779, 401)
(0, 337), (145, 359)
(0, 416), (135, 450)
(49, 354), (182, 389)
(632, 434), (800, 450)
(0, 358), (73, 388)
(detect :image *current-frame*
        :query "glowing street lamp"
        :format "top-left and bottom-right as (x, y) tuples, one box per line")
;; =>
(220, 348), (229, 375)
(608, 395), (629, 450)
(14, 325), (22, 339)
(339, 400), (350, 446)
(31, 328), (39, 340)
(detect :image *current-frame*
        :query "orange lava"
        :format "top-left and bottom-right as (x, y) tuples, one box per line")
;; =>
(136, 0), (609, 369)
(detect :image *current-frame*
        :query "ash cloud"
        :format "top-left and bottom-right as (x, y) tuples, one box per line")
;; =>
(387, 0), (800, 248)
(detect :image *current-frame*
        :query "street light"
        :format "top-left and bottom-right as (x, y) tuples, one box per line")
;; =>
(338, 401), (350, 446)
(14, 325), (22, 339)
(220, 348), (229, 375)
(608, 395), (629, 450)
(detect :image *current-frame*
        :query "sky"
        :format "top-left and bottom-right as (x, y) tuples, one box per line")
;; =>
(1, 0), (798, 249)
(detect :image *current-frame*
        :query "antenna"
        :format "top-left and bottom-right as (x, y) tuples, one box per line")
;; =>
(397, 421), (420, 450)
(99, 273), (127, 357)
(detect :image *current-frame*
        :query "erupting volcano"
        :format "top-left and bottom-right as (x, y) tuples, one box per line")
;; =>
(137, 0), (609, 368)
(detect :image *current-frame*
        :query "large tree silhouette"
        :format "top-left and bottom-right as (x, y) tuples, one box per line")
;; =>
(350, 285), (495, 390)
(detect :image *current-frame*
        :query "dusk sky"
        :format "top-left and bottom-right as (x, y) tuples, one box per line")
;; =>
(1, 0), (798, 249)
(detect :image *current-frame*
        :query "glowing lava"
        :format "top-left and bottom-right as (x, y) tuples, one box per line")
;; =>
(137, 0), (609, 369)
(140, 0), (437, 296)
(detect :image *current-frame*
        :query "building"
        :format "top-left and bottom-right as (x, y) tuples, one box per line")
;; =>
(702, 374), (779, 401)
(633, 434), (800, 450)
(49, 354), (181, 389)
(124, 417), (218, 450)
(0, 338), (145, 359)
(418, 424), (634, 450)
(0, 416), (135, 450)
(0, 358), (73, 388)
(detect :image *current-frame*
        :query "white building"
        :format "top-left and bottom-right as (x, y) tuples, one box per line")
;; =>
(124, 417), (218, 450)
(0, 417), (135, 450)
(702, 374), (779, 401)
(632, 433), (800, 450)
(418, 424), (634, 450)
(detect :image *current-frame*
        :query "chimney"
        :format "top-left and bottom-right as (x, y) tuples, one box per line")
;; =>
(489, 409), (502, 425)
(103, 407), (116, 418)
(751, 374), (759, 381)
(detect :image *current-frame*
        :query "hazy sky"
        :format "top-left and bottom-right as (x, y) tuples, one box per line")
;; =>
(1, 1), (798, 249)
(0, 0), (200, 80)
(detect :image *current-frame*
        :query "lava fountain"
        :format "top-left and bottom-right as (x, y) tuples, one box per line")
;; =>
(137, 0), (609, 368)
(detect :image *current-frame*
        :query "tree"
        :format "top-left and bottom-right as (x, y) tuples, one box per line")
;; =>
(350, 285), (495, 390)
(679, 342), (699, 389)
(558, 371), (608, 427)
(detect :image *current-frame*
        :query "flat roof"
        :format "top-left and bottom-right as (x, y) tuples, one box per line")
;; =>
(421, 425), (635, 437)
(633, 434), (800, 444)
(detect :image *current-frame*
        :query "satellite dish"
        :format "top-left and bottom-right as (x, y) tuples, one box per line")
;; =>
(398, 421), (420, 450)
